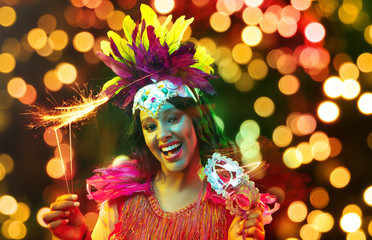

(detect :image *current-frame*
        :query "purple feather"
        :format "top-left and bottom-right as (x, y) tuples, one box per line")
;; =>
(99, 19), (217, 109)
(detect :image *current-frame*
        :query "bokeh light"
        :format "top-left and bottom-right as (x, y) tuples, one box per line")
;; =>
(7, 220), (27, 239)
(330, 167), (350, 188)
(248, 59), (268, 80)
(107, 10), (126, 31)
(272, 125), (293, 147)
(300, 224), (320, 240)
(343, 204), (362, 217)
(339, 62), (359, 80)
(244, 0), (263, 8)
(254, 96), (275, 117)
(358, 93), (372, 115)
(210, 12), (231, 32)
(309, 131), (330, 161)
(310, 187), (329, 209)
(291, 0), (312, 11)
(296, 142), (313, 164)
(11, 202), (30, 222)
(232, 43), (252, 64)
(38, 14), (57, 34)
(7, 77), (26, 98)
(43, 127), (63, 147)
(44, 70), (63, 91)
(323, 76), (343, 98)
(277, 54), (297, 74)
(278, 75), (300, 95)
(46, 157), (65, 179)
(242, 7), (262, 25)
(37, 207), (49, 228)
(239, 119), (260, 141)
(49, 30), (69, 51)
(341, 79), (360, 100)
(317, 101), (339, 123)
(56, 62), (77, 84)
(242, 26), (262, 46)
(0, 153), (14, 173)
(0, 195), (17, 215)
(338, 3), (359, 24)
(347, 230), (366, 240)
(357, 52), (372, 73)
(95, 0), (114, 20)
(154, 0), (175, 14)
(329, 137), (342, 157)
(288, 201), (307, 222)
(235, 72), (255, 92)
(27, 28), (48, 50)
(278, 16), (297, 38)
(18, 84), (37, 105)
(340, 213), (361, 233)
(260, 11), (278, 34)
(73, 32), (94, 52)
(283, 147), (302, 169)
(363, 186), (372, 206)
(0, 6), (17, 27)
(297, 114), (316, 136)
(192, 0), (209, 7)
(305, 22), (326, 43)
(310, 211), (334, 233)
(0, 53), (16, 73)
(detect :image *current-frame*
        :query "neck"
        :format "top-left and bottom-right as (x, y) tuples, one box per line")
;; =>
(155, 152), (204, 192)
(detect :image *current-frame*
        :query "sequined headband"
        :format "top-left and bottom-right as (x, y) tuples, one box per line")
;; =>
(132, 80), (198, 118)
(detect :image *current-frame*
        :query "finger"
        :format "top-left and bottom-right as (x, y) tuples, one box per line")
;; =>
(247, 212), (263, 225)
(42, 210), (71, 223)
(244, 226), (265, 240)
(48, 218), (69, 229)
(238, 218), (264, 234)
(50, 200), (80, 211)
(56, 194), (78, 202)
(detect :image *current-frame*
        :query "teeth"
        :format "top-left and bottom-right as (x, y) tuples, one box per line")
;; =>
(161, 143), (181, 152)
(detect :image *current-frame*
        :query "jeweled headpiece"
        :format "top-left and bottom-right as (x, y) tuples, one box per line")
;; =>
(98, 4), (216, 115)
(132, 79), (198, 118)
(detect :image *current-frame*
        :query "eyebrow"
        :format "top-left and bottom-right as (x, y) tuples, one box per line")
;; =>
(140, 117), (153, 125)
(140, 107), (180, 123)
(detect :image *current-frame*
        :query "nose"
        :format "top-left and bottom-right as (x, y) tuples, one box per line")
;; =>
(156, 124), (172, 141)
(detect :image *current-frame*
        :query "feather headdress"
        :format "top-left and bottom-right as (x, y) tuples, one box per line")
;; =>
(98, 4), (216, 110)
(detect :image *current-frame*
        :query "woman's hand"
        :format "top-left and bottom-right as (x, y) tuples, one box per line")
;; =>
(42, 194), (89, 240)
(228, 205), (265, 240)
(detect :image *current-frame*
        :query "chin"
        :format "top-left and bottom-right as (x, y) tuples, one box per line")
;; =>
(162, 159), (188, 172)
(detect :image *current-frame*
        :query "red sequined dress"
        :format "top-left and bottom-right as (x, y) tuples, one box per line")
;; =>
(86, 160), (234, 240)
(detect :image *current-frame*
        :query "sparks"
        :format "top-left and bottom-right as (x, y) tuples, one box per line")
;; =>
(31, 94), (109, 130)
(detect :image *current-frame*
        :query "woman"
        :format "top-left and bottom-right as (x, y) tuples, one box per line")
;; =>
(42, 4), (271, 239)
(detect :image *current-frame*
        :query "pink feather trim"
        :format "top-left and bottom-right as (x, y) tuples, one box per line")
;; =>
(259, 193), (280, 225)
(86, 160), (152, 203)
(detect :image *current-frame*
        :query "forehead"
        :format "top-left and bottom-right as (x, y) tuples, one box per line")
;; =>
(139, 102), (177, 121)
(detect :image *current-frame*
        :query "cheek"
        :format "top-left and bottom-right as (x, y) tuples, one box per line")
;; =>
(143, 132), (156, 150)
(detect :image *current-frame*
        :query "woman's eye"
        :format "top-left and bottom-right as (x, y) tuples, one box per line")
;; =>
(144, 124), (156, 131)
(168, 115), (180, 123)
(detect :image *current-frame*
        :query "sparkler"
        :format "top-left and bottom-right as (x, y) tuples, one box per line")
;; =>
(33, 94), (109, 130)
(30, 92), (109, 194)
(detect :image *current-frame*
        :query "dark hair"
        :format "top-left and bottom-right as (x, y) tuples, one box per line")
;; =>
(128, 94), (239, 179)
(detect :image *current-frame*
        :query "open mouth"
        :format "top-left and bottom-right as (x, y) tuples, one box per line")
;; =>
(161, 143), (182, 156)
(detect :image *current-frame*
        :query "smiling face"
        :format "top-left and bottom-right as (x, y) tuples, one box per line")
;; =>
(140, 102), (200, 173)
